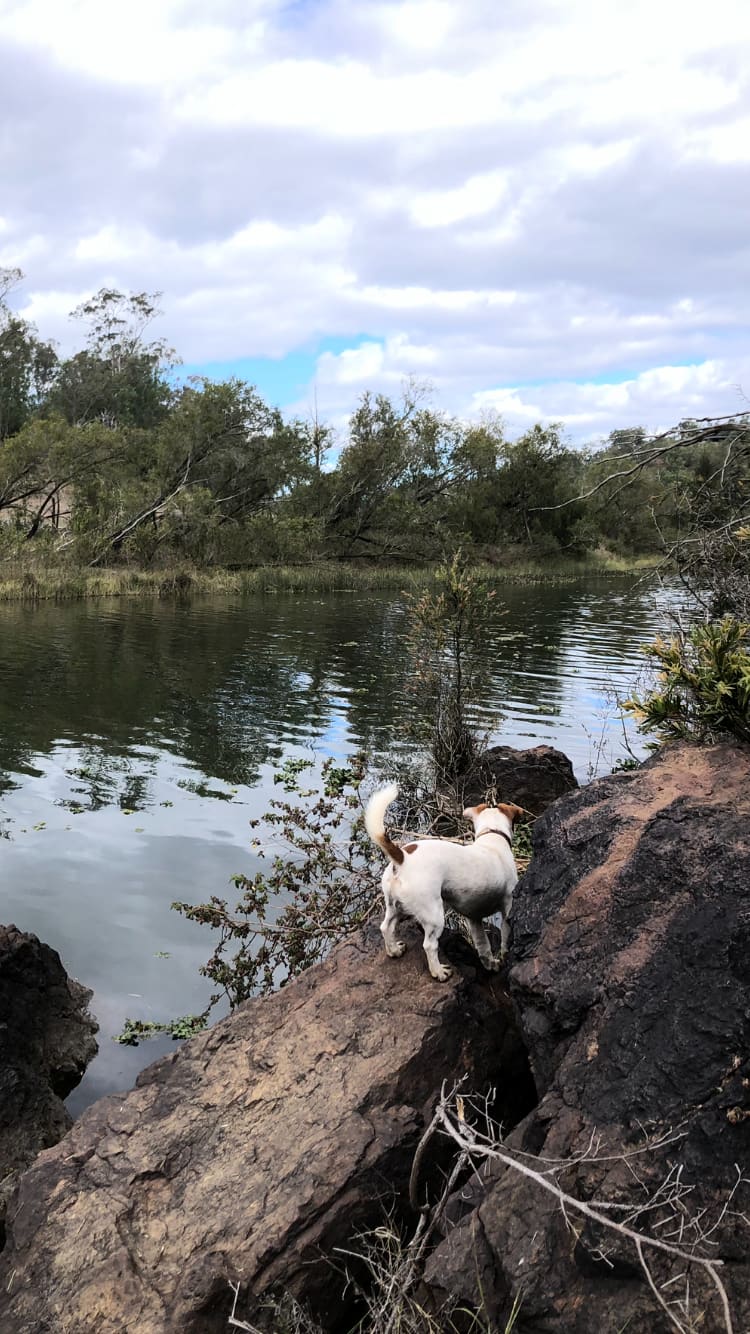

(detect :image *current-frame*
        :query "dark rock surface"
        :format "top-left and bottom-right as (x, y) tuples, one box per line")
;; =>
(0, 923), (534, 1334)
(0, 925), (98, 1225)
(460, 743), (578, 815)
(423, 741), (750, 1332)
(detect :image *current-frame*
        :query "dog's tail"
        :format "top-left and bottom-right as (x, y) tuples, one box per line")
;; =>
(364, 783), (404, 866)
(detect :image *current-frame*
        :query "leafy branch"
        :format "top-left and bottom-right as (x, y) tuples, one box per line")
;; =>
(171, 754), (379, 1012)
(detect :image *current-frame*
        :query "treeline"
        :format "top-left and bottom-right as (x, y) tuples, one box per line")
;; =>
(0, 274), (738, 569)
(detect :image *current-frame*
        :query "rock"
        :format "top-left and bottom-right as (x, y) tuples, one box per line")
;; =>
(423, 742), (750, 1332)
(0, 922), (535, 1334)
(0, 925), (98, 1226)
(460, 743), (577, 815)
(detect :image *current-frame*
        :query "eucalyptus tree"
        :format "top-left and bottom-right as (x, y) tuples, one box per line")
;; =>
(46, 288), (175, 429)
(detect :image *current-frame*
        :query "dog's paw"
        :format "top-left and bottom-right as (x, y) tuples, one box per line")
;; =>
(386, 941), (407, 958)
(431, 964), (453, 982)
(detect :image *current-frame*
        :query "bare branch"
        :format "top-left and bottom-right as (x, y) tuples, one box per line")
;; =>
(428, 1092), (736, 1334)
(532, 412), (750, 513)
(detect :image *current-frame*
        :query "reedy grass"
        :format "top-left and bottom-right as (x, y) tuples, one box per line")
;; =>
(0, 553), (659, 602)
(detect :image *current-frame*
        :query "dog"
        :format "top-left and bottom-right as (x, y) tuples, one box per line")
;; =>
(364, 783), (523, 982)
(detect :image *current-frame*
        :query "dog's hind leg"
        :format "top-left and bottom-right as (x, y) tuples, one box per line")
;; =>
(380, 893), (407, 959)
(421, 903), (452, 982)
(466, 919), (501, 971)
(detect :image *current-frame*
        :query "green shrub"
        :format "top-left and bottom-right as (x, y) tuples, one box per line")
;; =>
(624, 617), (750, 744)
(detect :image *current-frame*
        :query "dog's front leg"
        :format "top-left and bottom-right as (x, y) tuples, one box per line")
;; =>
(467, 919), (501, 971)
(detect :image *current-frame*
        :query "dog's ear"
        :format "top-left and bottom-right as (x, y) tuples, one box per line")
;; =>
(497, 802), (525, 826)
(462, 802), (487, 820)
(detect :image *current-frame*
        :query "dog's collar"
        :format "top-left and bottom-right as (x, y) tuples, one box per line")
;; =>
(476, 828), (513, 849)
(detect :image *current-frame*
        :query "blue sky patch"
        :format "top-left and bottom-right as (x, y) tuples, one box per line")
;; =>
(178, 334), (376, 410)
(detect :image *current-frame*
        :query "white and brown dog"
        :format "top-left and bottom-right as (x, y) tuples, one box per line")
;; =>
(365, 783), (522, 981)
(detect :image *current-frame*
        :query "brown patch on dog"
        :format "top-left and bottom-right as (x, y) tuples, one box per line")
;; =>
(368, 832), (400, 864)
(377, 834), (404, 865)
(403, 843), (418, 854)
(497, 802), (525, 826)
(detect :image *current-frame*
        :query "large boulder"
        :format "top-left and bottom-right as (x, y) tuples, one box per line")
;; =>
(423, 742), (750, 1331)
(460, 743), (577, 815)
(0, 925), (98, 1225)
(0, 922), (534, 1334)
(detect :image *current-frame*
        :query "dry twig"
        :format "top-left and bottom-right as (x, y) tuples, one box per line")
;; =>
(426, 1086), (740, 1334)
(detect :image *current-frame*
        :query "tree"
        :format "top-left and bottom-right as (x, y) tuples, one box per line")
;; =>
(564, 413), (750, 605)
(405, 550), (498, 787)
(624, 618), (750, 746)
(85, 378), (309, 565)
(498, 424), (588, 552)
(47, 288), (175, 429)
(0, 268), (58, 440)
(324, 390), (417, 557)
(323, 386), (465, 560)
(0, 416), (128, 538)
(443, 412), (506, 546)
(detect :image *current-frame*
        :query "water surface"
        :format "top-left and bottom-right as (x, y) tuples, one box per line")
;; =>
(0, 578), (676, 1108)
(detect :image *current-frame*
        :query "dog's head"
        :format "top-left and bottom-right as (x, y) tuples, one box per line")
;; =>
(462, 800), (525, 831)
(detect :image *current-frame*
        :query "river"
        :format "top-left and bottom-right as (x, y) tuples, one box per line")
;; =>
(0, 576), (677, 1109)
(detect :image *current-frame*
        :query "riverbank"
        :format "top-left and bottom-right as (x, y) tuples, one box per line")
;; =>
(0, 553), (659, 601)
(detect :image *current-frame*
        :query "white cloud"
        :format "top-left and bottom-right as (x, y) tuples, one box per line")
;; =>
(316, 333), (439, 387)
(0, 0), (261, 87)
(383, 1), (456, 51)
(16, 288), (91, 337)
(0, 231), (48, 267)
(354, 285), (519, 312)
(682, 116), (750, 163)
(407, 171), (508, 228)
(470, 359), (750, 438)
(74, 225), (150, 264)
(2, 0), (750, 428)
(174, 60), (511, 137)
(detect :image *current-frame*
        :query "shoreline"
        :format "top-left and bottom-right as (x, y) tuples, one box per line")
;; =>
(0, 554), (661, 602)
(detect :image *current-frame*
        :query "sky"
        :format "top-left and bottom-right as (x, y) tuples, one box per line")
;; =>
(2, 0), (750, 443)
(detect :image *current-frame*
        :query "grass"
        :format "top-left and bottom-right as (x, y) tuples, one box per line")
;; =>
(0, 553), (659, 603)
